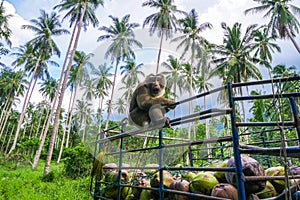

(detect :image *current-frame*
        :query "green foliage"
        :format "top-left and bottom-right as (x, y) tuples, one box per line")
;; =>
(63, 143), (93, 179)
(0, 160), (92, 200)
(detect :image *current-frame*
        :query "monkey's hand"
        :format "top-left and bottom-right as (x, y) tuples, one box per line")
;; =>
(164, 99), (176, 111)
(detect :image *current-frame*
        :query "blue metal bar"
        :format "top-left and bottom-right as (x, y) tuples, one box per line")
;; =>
(236, 121), (295, 127)
(158, 129), (164, 200)
(289, 97), (300, 143)
(117, 121), (126, 200)
(232, 76), (300, 88)
(234, 92), (300, 101)
(227, 82), (246, 200)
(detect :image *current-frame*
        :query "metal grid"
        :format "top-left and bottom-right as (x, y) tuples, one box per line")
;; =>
(90, 76), (300, 200)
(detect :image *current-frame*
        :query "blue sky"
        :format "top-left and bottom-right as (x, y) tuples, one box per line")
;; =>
(2, 0), (300, 111)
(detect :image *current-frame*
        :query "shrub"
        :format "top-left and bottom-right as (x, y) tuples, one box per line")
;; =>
(63, 143), (93, 179)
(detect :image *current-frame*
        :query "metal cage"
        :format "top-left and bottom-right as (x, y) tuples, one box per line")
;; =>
(90, 76), (300, 200)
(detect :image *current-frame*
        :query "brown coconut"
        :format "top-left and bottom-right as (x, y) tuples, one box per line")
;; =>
(225, 156), (266, 194)
(169, 180), (190, 200)
(211, 183), (238, 200)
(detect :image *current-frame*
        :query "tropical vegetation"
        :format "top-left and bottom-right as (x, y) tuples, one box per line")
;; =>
(0, 0), (299, 199)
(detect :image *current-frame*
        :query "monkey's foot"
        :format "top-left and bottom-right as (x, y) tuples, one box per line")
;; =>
(150, 117), (171, 129)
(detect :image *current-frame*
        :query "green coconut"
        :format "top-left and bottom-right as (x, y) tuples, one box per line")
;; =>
(257, 181), (277, 199)
(140, 189), (152, 200)
(150, 170), (174, 188)
(265, 166), (286, 193)
(190, 172), (219, 195)
(211, 183), (238, 200)
(122, 186), (133, 199)
(181, 171), (197, 182)
(225, 156), (266, 194)
(213, 160), (228, 183)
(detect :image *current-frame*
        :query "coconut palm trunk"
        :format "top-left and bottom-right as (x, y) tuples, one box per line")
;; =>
(32, 20), (77, 170)
(285, 26), (300, 54)
(105, 60), (119, 130)
(156, 30), (164, 74)
(8, 53), (42, 155)
(43, 3), (86, 176)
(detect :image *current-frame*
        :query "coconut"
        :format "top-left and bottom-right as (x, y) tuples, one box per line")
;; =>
(225, 156), (266, 194)
(144, 163), (159, 175)
(103, 163), (117, 174)
(169, 180), (190, 200)
(150, 170), (174, 188)
(150, 170), (174, 199)
(257, 181), (277, 199)
(181, 171), (197, 182)
(190, 172), (219, 195)
(140, 189), (152, 200)
(211, 183), (238, 200)
(265, 166), (287, 193)
(213, 160), (228, 183)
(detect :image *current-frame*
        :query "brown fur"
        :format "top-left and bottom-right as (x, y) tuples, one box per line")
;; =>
(129, 74), (175, 127)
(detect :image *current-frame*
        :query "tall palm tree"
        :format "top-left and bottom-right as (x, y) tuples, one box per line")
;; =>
(8, 10), (68, 155)
(91, 64), (113, 133)
(211, 22), (263, 143)
(172, 9), (212, 138)
(98, 14), (142, 130)
(161, 55), (184, 117)
(142, 0), (185, 73)
(245, 0), (300, 54)
(59, 50), (92, 156)
(120, 60), (144, 103)
(43, 0), (104, 175)
(0, 69), (27, 139)
(194, 48), (214, 158)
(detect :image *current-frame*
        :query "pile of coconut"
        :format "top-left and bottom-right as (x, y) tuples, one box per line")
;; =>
(98, 156), (300, 200)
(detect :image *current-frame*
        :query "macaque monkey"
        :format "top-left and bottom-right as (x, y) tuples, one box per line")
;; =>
(129, 74), (176, 128)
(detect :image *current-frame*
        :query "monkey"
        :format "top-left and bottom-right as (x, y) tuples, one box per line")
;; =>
(129, 73), (176, 128)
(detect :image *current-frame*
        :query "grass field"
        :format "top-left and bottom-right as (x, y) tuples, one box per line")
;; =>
(0, 160), (93, 200)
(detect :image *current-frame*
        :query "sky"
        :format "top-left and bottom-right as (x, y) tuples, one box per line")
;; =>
(2, 0), (300, 113)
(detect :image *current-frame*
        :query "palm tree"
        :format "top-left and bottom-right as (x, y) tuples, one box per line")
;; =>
(172, 9), (212, 138)
(39, 77), (58, 102)
(252, 26), (281, 73)
(73, 99), (92, 141)
(0, 69), (27, 139)
(114, 98), (127, 115)
(161, 55), (184, 117)
(211, 22), (263, 143)
(194, 48), (214, 158)
(43, 0), (104, 175)
(0, 1), (12, 46)
(245, 0), (300, 54)
(97, 14), (142, 130)
(142, 0), (185, 73)
(91, 64), (113, 133)
(120, 60), (144, 103)
(8, 10), (68, 155)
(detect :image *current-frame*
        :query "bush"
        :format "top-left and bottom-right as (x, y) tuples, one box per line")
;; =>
(63, 143), (93, 179)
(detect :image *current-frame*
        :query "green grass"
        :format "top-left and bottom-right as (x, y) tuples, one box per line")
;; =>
(0, 160), (93, 200)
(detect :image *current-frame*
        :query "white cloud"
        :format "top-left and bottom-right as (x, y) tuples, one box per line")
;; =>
(3, 1), (33, 47)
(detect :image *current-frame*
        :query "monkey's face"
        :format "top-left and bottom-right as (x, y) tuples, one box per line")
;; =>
(146, 74), (166, 97)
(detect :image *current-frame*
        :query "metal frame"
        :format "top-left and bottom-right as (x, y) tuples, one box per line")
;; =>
(90, 77), (300, 200)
